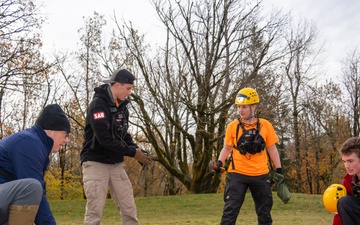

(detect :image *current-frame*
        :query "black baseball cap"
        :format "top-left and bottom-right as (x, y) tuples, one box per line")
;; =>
(102, 69), (135, 84)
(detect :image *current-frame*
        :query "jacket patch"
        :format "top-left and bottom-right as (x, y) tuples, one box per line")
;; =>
(93, 112), (105, 120)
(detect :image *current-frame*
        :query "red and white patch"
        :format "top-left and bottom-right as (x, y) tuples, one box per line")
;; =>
(93, 112), (105, 120)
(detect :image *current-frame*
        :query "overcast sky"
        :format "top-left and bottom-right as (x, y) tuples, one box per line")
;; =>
(41, 0), (360, 82)
(265, 0), (360, 81)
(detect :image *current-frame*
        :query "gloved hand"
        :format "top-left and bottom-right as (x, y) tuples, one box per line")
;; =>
(213, 160), (223, 173)
(134, 149), (152, 166)
(272, 168), (291, 204)
(273, 168), (284, 184)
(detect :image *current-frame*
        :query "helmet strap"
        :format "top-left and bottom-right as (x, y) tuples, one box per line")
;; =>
(250, 106), (255, 118)
(241, 105), (256, 122)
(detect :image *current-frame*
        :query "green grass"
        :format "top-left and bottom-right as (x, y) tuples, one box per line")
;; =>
(50, 192), (334, 224)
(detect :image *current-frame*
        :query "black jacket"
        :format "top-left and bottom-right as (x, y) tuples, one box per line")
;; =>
(80, 84), (137, 164)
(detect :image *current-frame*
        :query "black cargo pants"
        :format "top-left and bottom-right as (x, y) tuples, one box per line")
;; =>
(220, 172), (273, 225)
(337, 196), (360, 225)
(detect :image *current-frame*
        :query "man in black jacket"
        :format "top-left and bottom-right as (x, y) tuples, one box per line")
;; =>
(80, 69), (152, 225)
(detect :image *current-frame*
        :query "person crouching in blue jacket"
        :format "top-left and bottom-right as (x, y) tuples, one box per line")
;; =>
(0, 104), (71, 225)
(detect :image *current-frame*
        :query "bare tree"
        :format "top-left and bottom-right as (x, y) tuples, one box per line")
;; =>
(341, 47), (360, 136)
(0, 0), (53, 136)
(112, 0), (287, 193)
(299, 82), (349, 194)
(281, 16), (324, 192)
(47, 12), (110, 199)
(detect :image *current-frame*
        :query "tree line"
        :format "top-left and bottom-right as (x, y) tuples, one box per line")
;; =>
(1, 0), (359, 199)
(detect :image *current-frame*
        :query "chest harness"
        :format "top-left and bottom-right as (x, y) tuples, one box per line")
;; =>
(110, 105), (129, 143)
(233, 118), (266, 157)
(352, 175), (360, 200)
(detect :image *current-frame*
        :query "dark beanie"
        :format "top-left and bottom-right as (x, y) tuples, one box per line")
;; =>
(102, 69), (135, 84)
(36, 104), (71, 132)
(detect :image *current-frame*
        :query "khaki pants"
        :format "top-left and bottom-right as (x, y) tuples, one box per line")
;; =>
(82, 161), (138, 225)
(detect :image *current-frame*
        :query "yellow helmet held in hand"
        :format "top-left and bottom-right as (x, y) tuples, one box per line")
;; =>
(235, 88), (259, 105)
(323, 184), (347, 213)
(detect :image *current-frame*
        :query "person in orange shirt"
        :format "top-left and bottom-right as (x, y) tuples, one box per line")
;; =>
(215, 87), (282, 225)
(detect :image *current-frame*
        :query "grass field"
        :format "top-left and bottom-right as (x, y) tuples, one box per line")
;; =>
(51, 192), (334, 225)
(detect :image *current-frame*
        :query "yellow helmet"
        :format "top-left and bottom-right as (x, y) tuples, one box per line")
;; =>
(323, 184), (347, 213)
(235, 88), (259, 105)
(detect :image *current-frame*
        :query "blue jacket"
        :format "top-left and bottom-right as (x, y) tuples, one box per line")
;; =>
(0, 125), (56, 224)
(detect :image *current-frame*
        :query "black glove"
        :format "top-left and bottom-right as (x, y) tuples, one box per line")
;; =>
(274, 168), (284, 184)
(214, 160), (223, 173)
